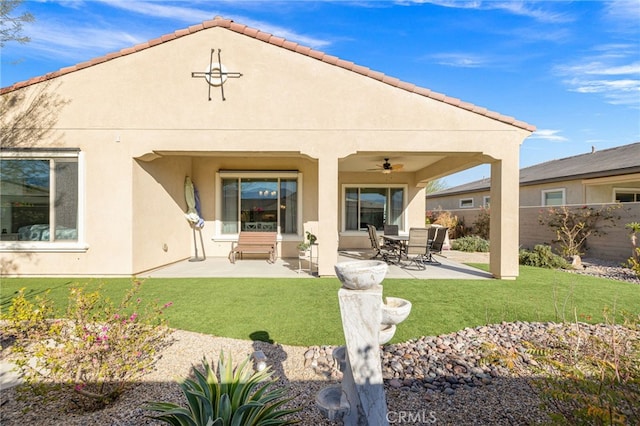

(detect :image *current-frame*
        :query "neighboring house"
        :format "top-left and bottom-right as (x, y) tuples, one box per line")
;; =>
(0, 16), (533, 278)
(427, 142), (640, 261)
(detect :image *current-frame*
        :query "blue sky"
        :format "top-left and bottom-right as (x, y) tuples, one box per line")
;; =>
(2, 0), (639, 188)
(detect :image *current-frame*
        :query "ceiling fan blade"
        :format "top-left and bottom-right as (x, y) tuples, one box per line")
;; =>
(391, 163), (404, 171)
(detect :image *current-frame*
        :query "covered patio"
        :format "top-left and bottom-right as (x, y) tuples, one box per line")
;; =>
(0, 16), (532, 279)
(140, 250), (492, 279)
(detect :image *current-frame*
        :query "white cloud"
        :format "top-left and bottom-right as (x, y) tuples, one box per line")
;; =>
(555, 46), (640, 108)
(429, 53), (490, 68)
(529, 129), (568, 142)
(95, 0), (331, 50)
(94, 0), (215, 23)
(25, 21), (143, 60)
(18, 1), (331, 64)
(412, 0), (574, 23)
(603, 1), (640, 32)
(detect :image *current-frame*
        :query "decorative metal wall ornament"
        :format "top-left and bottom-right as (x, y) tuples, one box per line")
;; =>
(191, 49), (243, 101)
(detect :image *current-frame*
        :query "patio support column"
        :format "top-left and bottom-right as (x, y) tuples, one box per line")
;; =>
(489, 156), (519, 279)
(317, 154), (340, 277)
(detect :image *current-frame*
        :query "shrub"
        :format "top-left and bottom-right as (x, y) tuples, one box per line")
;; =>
(530, 310), (639, 425)
(473, 206), (490, 240)
(145, 352), (300, 425)
(519, 244), (569, 269)
(451, 236), (489, 252)
(538, 205), (620, 258)
(4, 280), (172, 409)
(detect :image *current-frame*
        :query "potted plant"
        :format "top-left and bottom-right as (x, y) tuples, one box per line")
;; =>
(298, 231), (316, 256)
(306, 231), (317, 245)
(297, 241), (310, 253)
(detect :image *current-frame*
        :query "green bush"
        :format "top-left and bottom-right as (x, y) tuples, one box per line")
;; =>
(451, 235), (489, 252)
(519, 244), (568, 269)
(145, 352), (299, 425)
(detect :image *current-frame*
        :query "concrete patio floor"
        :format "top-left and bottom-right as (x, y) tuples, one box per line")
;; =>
(140, 250), (493, 280)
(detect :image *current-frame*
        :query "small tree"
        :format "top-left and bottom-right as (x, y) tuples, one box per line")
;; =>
(626, 222), (640, 277)
(538, 205), (620, 266)
(473, 206), (490, 240)
(1, 0), (35, 47)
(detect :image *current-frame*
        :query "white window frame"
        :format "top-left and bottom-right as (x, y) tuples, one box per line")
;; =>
(341, 184), (407, 233)
(541, 188), (566, 206)
(0, 149), (87, 253)
(482, 196), (490, 208)
(613, 187), (640, 203)
(214, 171), (301, 242)
(459, 198), (474, 208)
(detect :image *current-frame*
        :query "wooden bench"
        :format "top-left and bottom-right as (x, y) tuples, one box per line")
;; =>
(228, 231), (278, 263)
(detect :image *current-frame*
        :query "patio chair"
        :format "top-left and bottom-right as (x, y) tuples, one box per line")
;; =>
(425, 227), (447, 264)
(367, 225), (398, 263)
(383, 224), (399, 236)
(427, 226), (437, 242)
(402, 227), (430, 270)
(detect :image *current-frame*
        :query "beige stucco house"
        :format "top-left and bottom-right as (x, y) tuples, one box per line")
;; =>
(0, 16), (534, 278)
(427, 142), (640, 261)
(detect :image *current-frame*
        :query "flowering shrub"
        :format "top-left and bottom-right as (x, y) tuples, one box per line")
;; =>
(4, 280), (172, 409)
(538, 205), (620, 259)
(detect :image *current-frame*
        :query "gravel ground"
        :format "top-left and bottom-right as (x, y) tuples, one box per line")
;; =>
(1, 257), (637, 425)
(0, 328), (551, 425)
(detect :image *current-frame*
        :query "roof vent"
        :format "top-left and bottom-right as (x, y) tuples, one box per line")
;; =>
(591, 145), (596, 153)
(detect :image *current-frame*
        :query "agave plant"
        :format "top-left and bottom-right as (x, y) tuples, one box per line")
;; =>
(145, 352), (299, 426)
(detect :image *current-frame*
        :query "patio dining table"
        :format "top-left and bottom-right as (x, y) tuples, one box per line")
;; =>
(382, 235), (408, 263)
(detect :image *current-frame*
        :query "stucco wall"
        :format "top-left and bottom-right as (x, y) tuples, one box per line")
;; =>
(1, 23), (529, 276)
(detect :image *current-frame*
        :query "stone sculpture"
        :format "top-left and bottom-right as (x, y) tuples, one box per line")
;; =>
(316, 260), (412, 425)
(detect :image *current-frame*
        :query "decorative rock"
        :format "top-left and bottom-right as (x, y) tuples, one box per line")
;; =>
(389, 379), (402, 389)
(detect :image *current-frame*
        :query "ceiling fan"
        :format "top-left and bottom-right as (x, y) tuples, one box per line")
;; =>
(369, 158), (404, 174)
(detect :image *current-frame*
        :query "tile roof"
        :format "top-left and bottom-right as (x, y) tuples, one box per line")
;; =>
(431, 142), (640, 196)
(0, 16), (535, 132)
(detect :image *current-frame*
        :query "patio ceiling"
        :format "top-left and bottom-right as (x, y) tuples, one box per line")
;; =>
(339, 152), (489, 181)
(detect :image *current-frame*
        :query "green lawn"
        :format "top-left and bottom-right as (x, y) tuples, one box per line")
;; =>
(1, 265), (638, 347)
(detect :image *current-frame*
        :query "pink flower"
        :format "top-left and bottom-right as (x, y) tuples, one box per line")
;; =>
(129, 313), (138, 322)
(163, 302), (173, 309)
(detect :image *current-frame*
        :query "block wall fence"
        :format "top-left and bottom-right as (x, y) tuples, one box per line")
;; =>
(437, 202), (640, 263)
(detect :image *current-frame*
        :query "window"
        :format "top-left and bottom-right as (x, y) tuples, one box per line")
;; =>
(459, 198), (474, 208)
(542, 189), (565, 206)
(614, 189), (640, 203)
(220, 173), (298, 234)
(483, 196), (490, 208)
(344, 185), (405, 231)
(1, 150), (80, 244)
